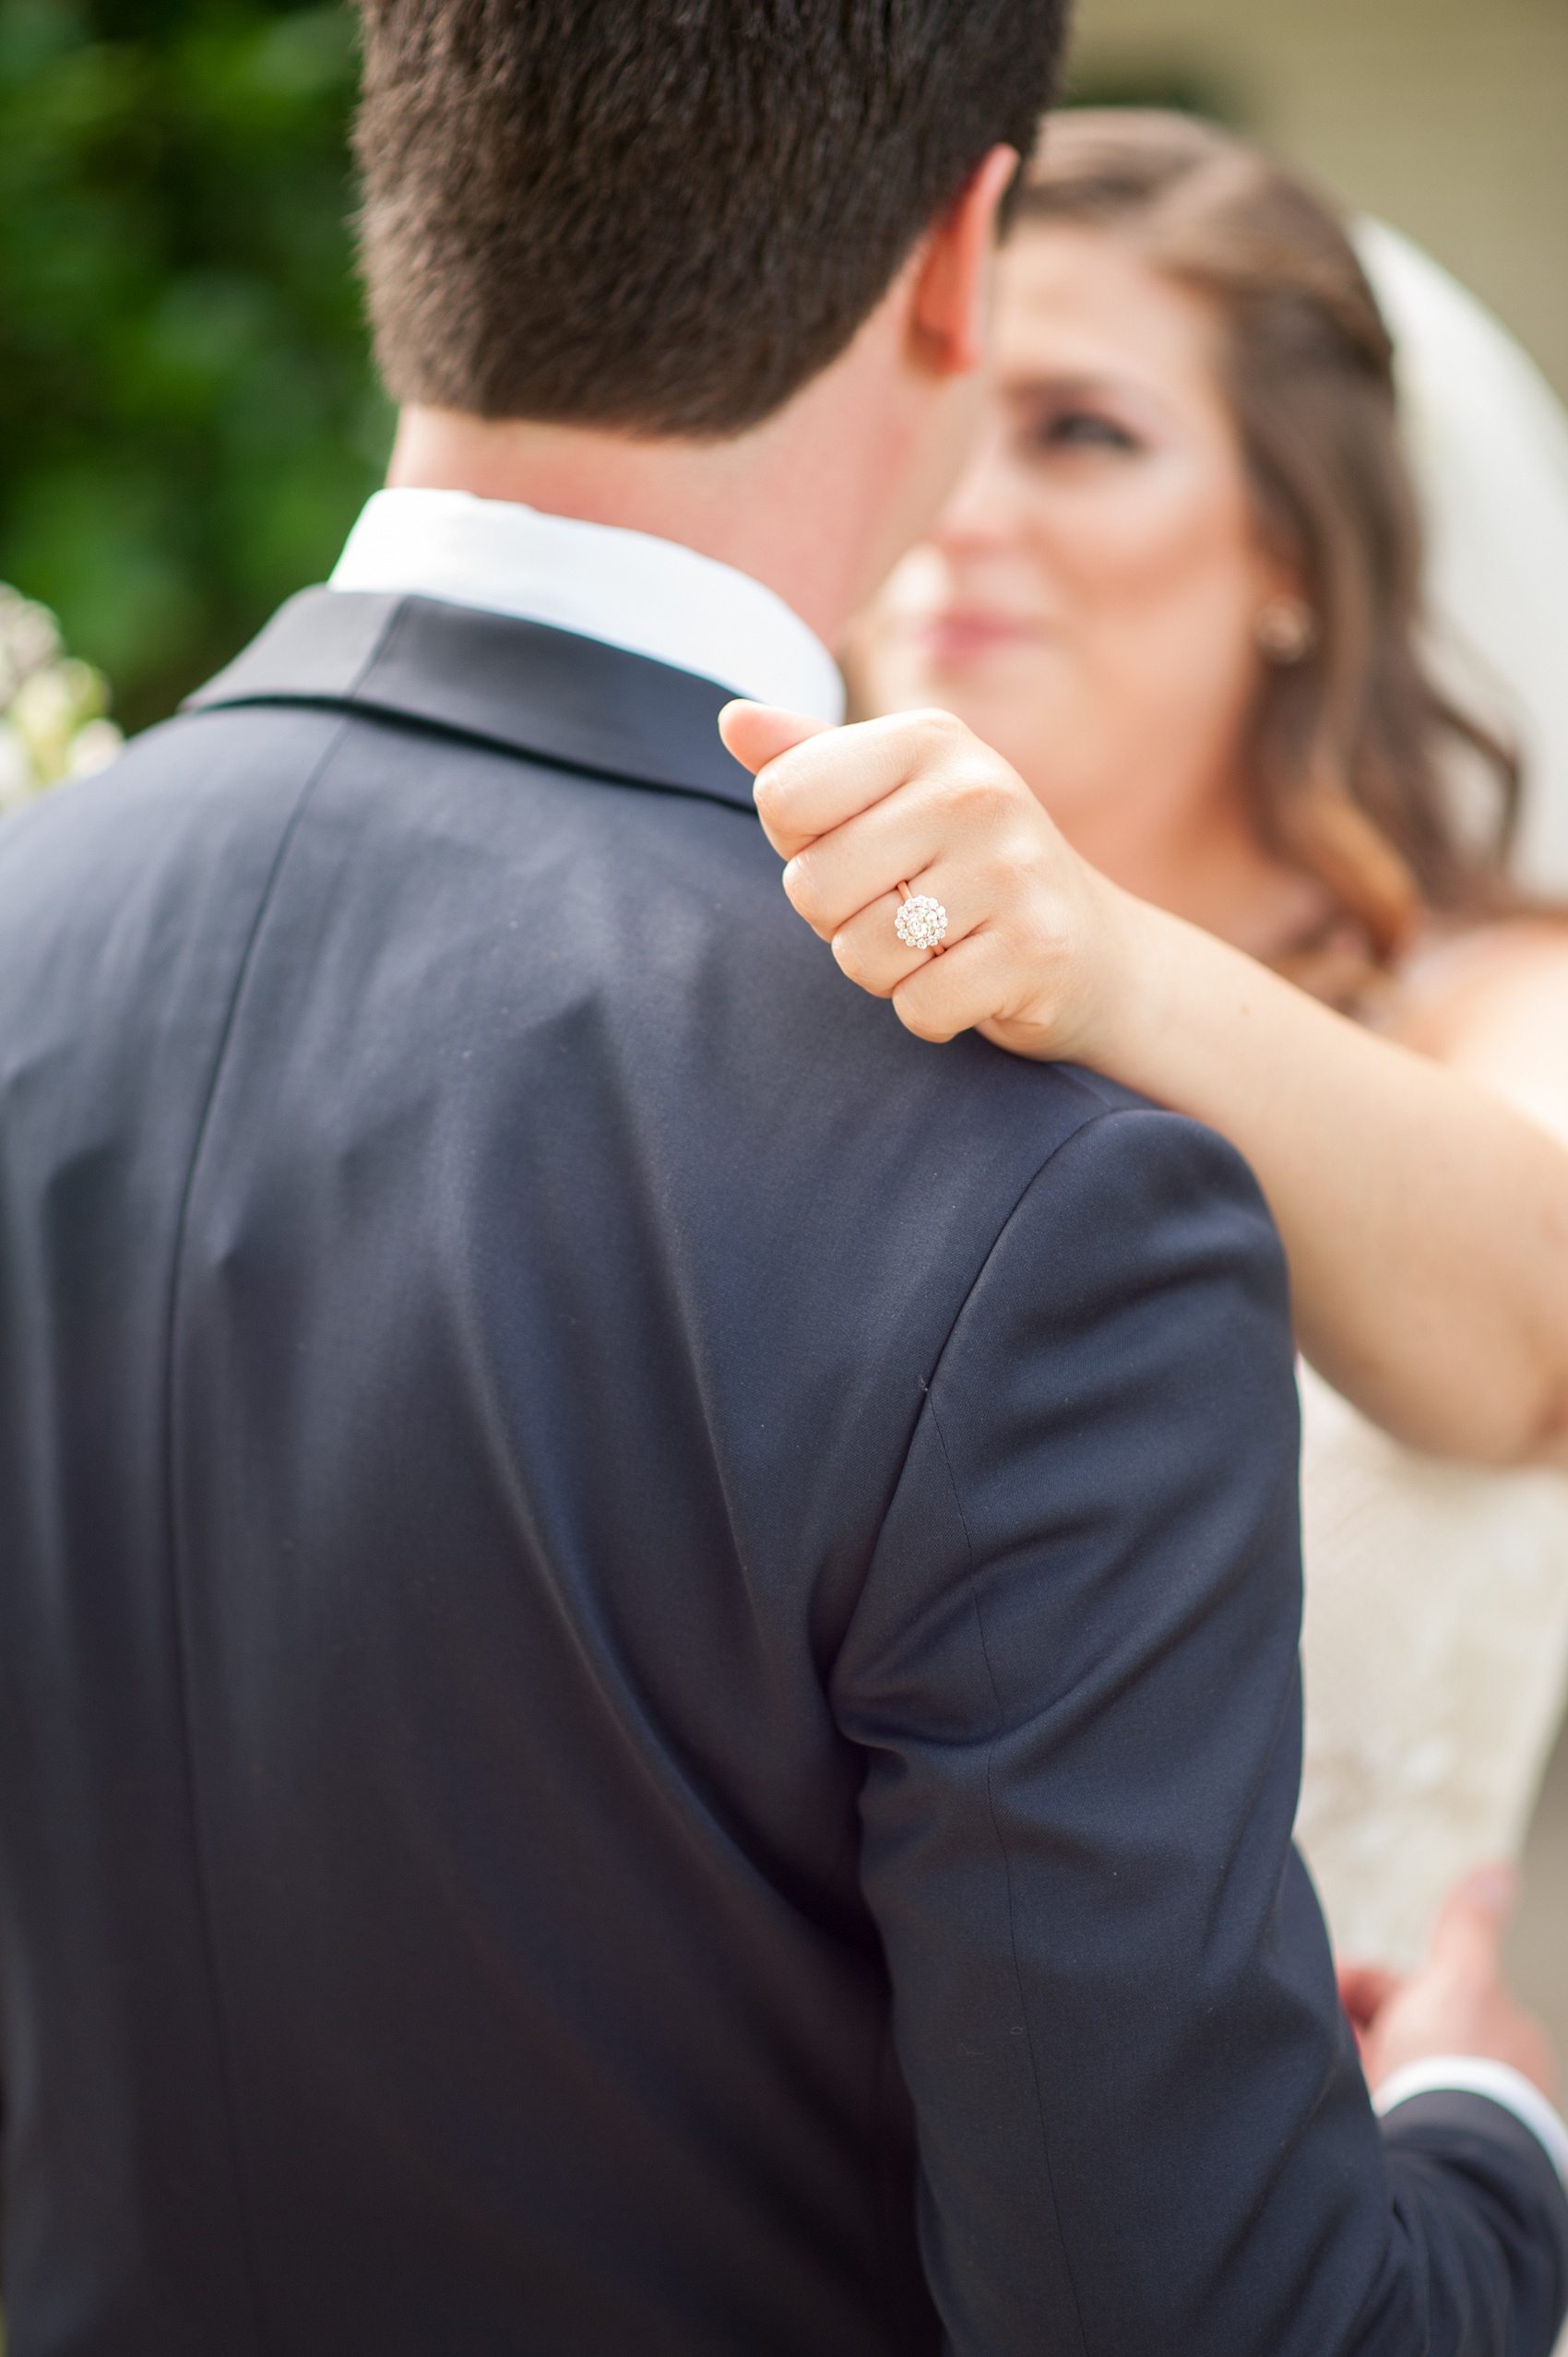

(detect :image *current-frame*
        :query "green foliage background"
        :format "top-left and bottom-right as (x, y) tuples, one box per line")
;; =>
(0, 0), (389, 732)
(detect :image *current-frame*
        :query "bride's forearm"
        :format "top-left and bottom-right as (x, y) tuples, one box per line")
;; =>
(1087, 883), (1568, 1469)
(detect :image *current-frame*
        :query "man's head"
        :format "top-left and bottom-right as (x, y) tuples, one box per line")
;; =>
(354, 0), (1065, 440)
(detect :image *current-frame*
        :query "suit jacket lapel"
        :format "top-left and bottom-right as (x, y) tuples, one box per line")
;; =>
(185, 588), (760, 814)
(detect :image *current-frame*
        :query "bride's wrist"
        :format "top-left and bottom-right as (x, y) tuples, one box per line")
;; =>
(1057, 867), (1171, 1077)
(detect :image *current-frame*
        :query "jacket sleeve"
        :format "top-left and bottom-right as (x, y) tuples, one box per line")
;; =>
(830, 1102), (1568, 2357)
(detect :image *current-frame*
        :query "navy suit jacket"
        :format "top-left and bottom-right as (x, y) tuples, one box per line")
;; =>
(0, 589), (1563, 2354)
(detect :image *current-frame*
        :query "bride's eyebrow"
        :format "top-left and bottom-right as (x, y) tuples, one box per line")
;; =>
(1001, 371), (1133, 407)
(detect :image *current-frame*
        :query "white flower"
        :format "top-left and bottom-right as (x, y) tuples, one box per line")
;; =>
(9, 660), (110, 787)
(0, 586), (63, 711)
(0, 587), (122, 815)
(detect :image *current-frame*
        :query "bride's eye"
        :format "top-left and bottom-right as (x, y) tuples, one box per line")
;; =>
(1033, 410), (1139, 454)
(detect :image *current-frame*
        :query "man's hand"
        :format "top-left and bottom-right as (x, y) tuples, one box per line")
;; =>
(1347, 1865), (1557, 2101)
(719, 700), (1134, 1068)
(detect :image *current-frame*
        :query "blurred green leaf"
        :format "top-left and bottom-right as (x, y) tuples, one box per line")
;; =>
(0, 0), (391, 731)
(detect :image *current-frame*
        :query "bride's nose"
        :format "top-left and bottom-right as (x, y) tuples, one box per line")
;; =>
(933, 427), (1023, 555)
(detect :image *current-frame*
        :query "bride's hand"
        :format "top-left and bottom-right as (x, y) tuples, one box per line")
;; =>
(719, 701), (1134, 1066)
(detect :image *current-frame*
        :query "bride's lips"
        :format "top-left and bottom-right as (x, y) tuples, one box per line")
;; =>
(914, 611), (1044, 662)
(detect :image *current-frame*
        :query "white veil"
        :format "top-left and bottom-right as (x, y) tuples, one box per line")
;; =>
(1355, 219), (1568, 896)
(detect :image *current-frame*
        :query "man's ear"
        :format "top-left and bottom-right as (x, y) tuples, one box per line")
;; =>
(910, 144), (1020, 380)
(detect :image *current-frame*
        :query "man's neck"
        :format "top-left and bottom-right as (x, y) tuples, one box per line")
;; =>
(386, 416), (887, 654)
(387, 408), (813, 622)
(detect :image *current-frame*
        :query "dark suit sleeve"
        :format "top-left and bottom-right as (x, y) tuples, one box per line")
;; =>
(830, 1104), (1568, 2357)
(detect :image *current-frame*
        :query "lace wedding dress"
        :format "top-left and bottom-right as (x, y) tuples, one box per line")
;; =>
(1296, 1362), (1568, 1972)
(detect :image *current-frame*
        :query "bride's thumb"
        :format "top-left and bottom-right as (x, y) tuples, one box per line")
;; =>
(719, 701), (833, 776)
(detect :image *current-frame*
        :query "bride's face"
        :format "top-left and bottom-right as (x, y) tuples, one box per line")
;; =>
(852, 223), (1291, 882)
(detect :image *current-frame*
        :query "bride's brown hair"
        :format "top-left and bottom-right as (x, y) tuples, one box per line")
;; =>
(1019, 110), (1522, 972)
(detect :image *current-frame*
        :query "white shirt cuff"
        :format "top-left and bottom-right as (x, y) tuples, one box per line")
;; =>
(1374, 2055), (1568, 2184)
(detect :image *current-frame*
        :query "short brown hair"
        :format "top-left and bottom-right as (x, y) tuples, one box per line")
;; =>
(354, 0), (1063, 440)
(1020, 111), (1523, 973)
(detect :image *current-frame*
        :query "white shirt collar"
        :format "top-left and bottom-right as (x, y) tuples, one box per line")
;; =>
(329, 487), (845, 726)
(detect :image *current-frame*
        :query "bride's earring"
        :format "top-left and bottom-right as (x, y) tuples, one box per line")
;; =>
(1255, 597), (1319, 663)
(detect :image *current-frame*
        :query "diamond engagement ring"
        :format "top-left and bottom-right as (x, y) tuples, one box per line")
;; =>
(894, 883), (948, 955)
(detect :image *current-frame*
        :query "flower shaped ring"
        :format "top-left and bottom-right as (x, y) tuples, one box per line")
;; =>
(894, 886), (948, 955)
